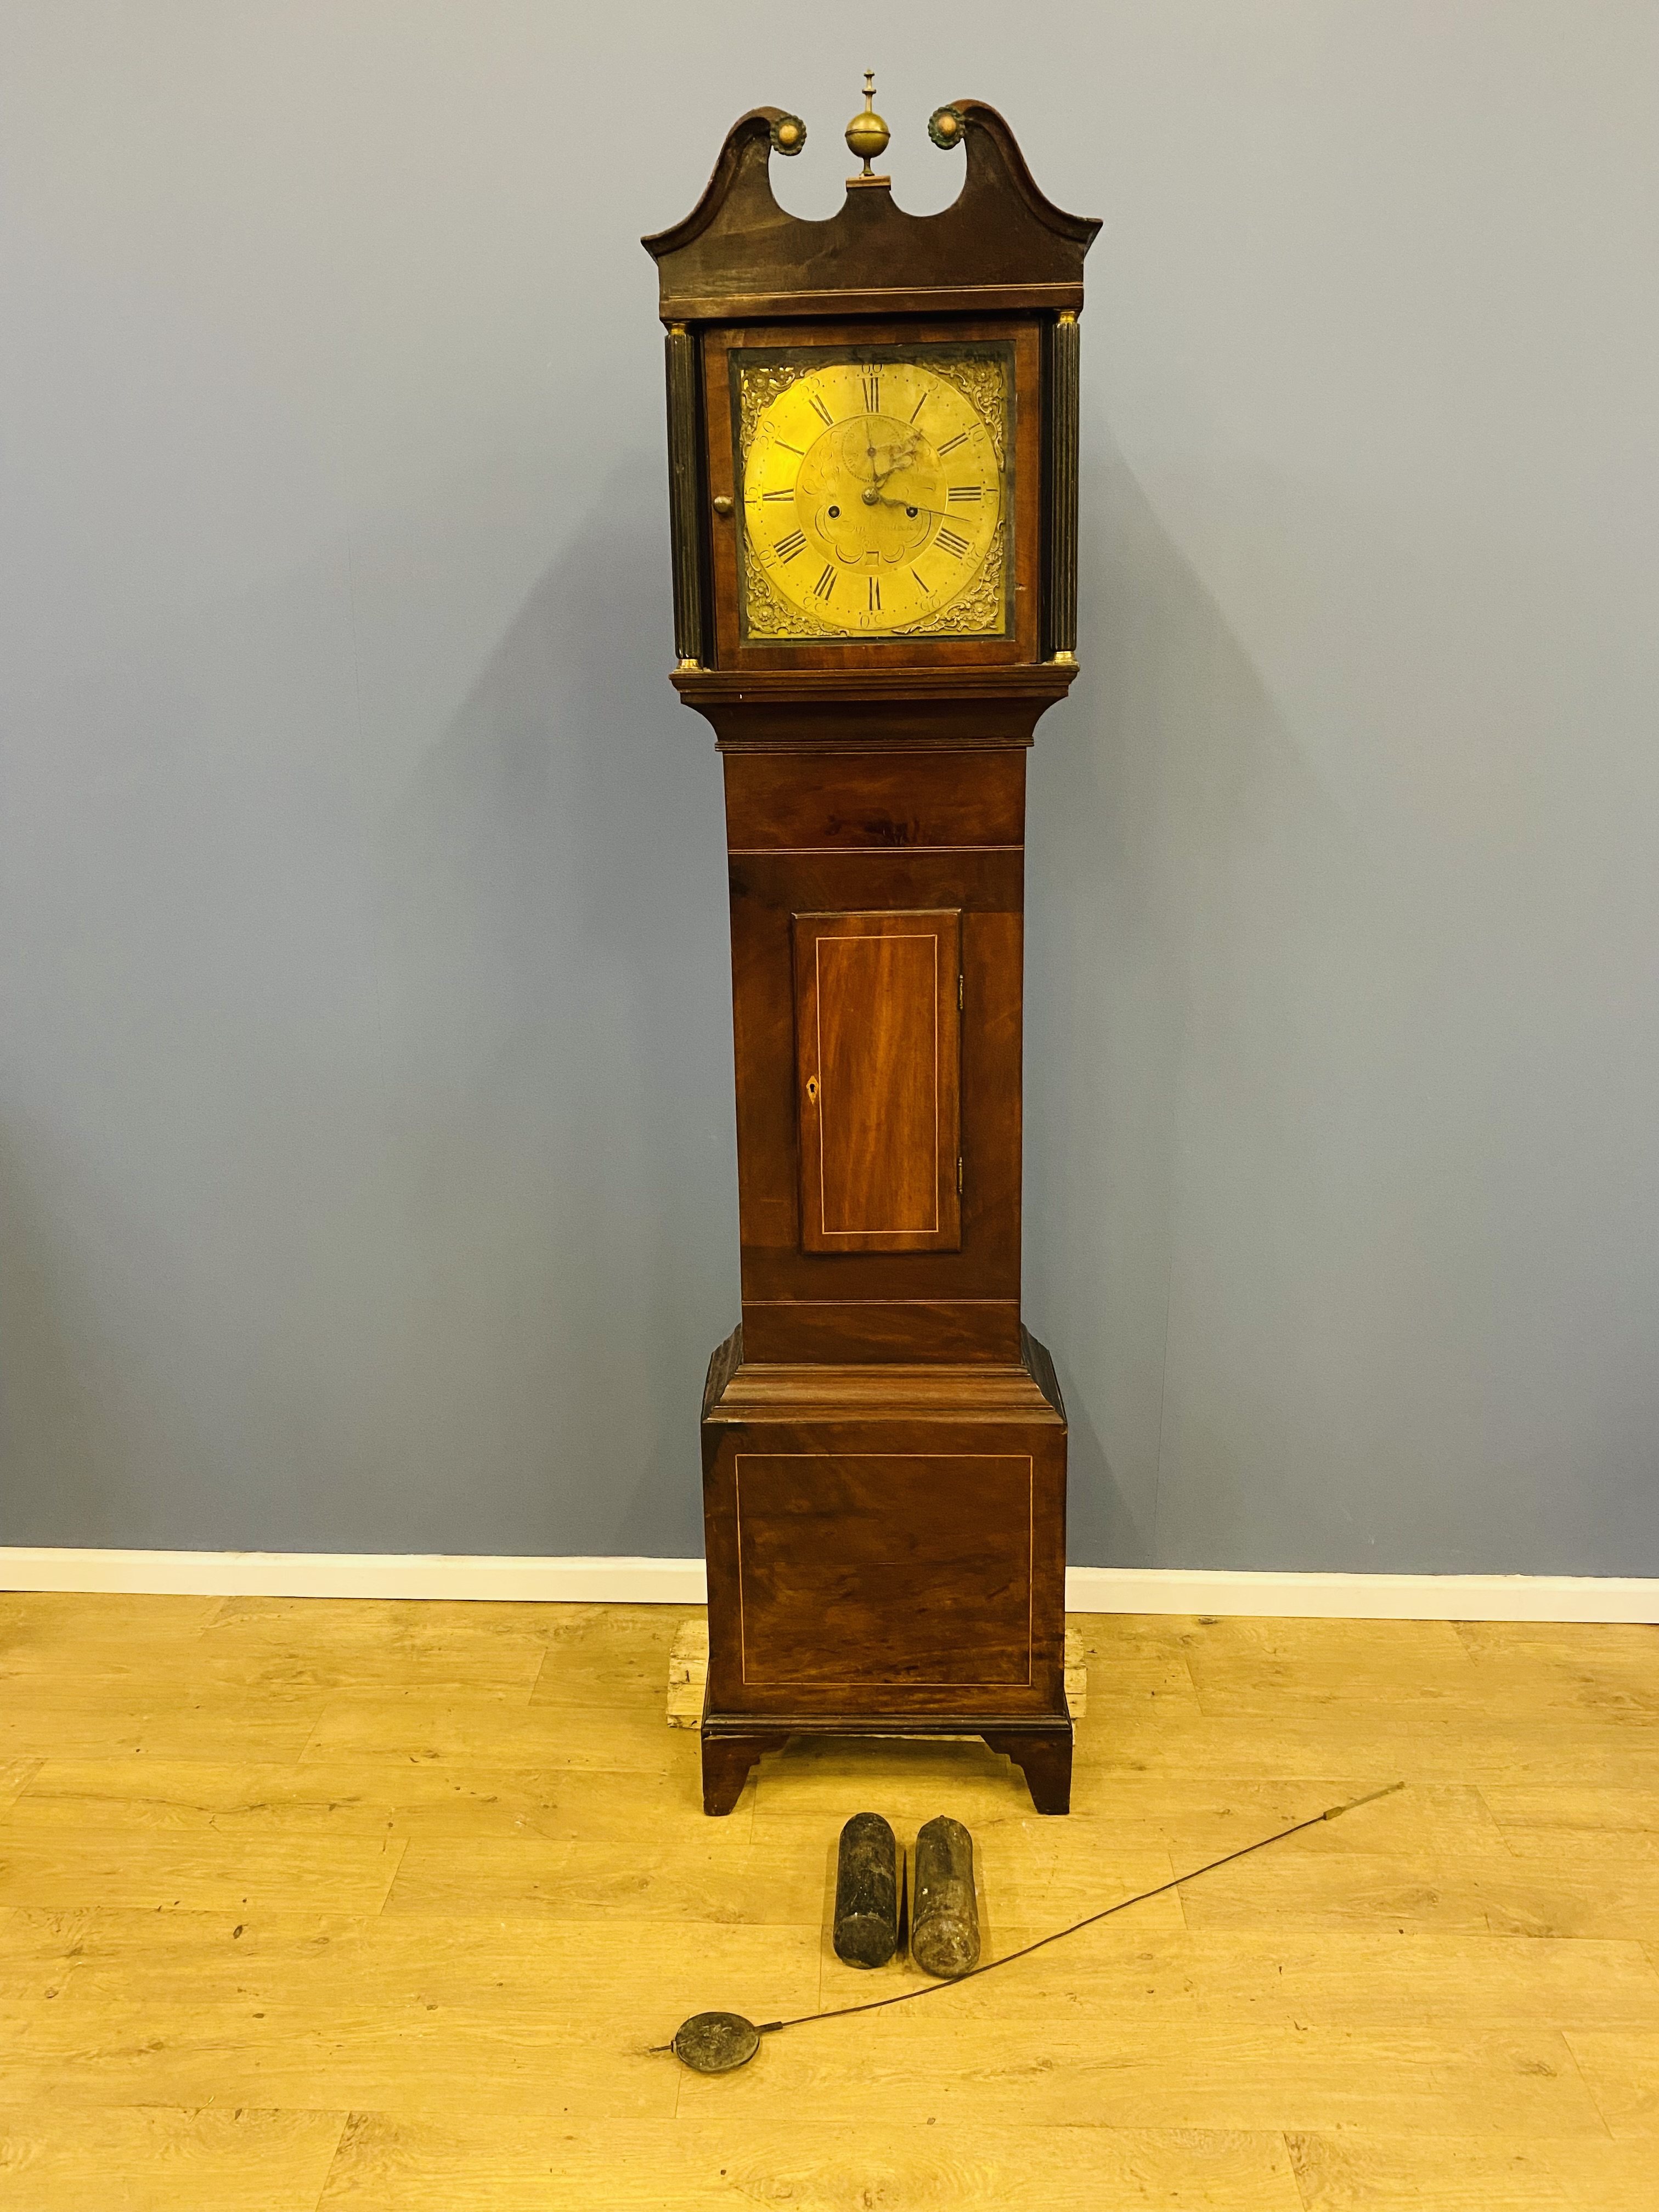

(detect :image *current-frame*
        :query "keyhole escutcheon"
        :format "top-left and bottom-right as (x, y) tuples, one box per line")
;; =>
(805, 1075), (819, 1103)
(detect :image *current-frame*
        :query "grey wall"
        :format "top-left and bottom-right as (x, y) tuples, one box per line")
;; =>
(2, 3), (1655, 1570)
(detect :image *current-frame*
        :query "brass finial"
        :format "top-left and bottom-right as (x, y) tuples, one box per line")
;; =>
(844, 70), (890, 180)
(928, 104), (964, 151)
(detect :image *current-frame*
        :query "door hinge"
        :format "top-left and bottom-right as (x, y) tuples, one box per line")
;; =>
(957, 1153), (964, 1194)
(958, 972), (964, 1011)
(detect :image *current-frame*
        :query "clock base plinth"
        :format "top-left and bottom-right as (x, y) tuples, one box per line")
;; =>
(699, 1711), (1074, 1818)
(698, 1325), (1071, 1816)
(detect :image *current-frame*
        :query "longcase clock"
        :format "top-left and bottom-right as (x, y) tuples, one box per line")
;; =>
(644, 84), (1097, 1815)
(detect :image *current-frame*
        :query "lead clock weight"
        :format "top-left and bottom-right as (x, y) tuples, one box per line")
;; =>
(832, 1811), (902, 1968)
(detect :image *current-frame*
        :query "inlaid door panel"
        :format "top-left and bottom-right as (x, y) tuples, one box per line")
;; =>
(793, 910), (962, 1254)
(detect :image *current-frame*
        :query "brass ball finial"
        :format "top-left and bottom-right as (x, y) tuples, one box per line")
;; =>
(845, 69), (890, 178)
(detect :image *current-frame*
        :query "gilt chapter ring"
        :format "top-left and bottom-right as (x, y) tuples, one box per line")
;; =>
(770, 114), (806, 156)
(928, 105), (964, 150)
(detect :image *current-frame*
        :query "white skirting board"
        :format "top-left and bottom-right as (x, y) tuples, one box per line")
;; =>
(1, 1549), (1656, 1622)
(0, 1550), (709, 1605)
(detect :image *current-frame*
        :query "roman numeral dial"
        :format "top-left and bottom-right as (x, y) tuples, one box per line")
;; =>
(737, 352), (1008, 639)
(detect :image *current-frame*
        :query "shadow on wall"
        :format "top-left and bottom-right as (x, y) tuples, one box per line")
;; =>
(0, 454), (737, 1557)
(1025, 435), (1323, 1571)
(365, 450), (737, 1556)
(1025, 429), (1646, 1576)
(0, 1127), (193, 1542)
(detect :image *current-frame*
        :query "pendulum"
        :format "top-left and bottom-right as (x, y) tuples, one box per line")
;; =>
(659, 1784), (1404, 2070)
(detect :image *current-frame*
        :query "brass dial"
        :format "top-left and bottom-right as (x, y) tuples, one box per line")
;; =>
(738, 356), (1007, 639)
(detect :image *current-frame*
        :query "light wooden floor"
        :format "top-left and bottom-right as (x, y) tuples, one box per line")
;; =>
(1, 1597), (1655, 2208)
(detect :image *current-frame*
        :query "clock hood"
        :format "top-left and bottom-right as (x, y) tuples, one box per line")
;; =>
(642, 100), (1099, 326)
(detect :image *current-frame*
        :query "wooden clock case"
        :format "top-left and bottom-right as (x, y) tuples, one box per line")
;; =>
(644, 101), (1098, 1815)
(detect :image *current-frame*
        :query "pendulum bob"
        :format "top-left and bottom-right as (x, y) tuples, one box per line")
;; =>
(833, 1812), (901, 1967)
(672, 2011), (761, 2073)
(910, 1815), (981, 1978)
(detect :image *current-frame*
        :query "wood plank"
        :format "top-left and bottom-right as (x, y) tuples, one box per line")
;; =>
(1183, 1614), (1482, 1687)
(1286, 2129), (1572, 2208)
(383, 1837), (819, 1925)
(0, 1693), (327, 1764)
(205, 1594), (565, 1644)
(0, 1758), (40, 1811)
(1036, 1779), (1511, 1862)
(673, 2017), (1611, 2134)
(828, 1923), (1659, 2033)
(0, 1908), (97, 1972)
(0, 1910), (815, 2119)
(1485, 1822), (1659, 1871)
(1175, 1846), (1522, 1936)
(0, 2105), (345, 2212)
(0, 1648), (546, 1701)
(1070, 1711), (1659, 1787)
(1182, 1663), (1659, 1731)
(1564, 2028), (1659, 2135)
(1454, 1621), (1659, 1671)
(0, 1825), (407, 1915)
(1473, 1870), (1659, 1942)
(0, 1593), (224, 1653)
(526, 1605), (684, 1709)
(1087, 1930), (1659, 2029)
(1482, 1782), (1659, 1833)
(1169, 1839), (1659, 1943)
(1541, 2137), (1659, 2210)
(8, 1756), (721, 1844)
(0, 1904), (78, 2007)
(300, 1700), (683, 1773)
(315, 2113), (1304, 2210)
